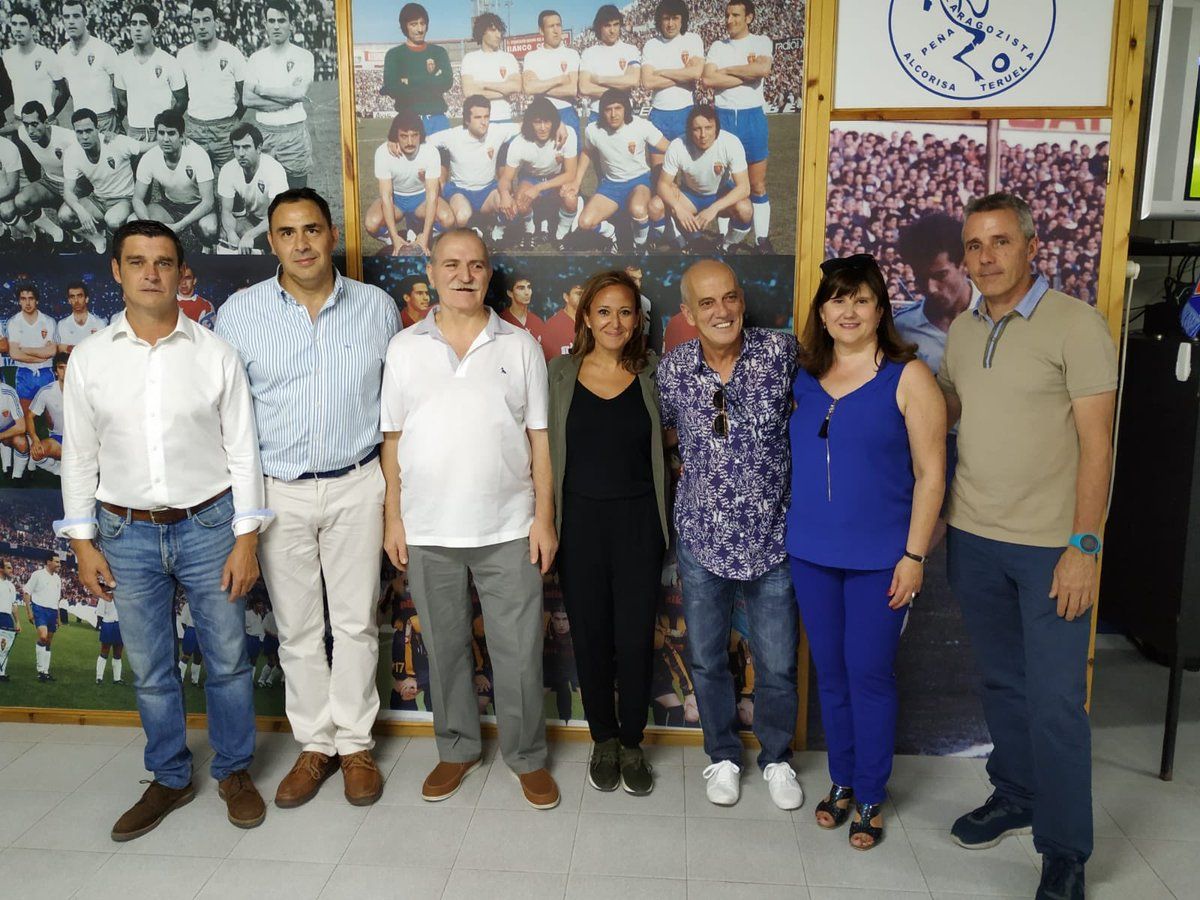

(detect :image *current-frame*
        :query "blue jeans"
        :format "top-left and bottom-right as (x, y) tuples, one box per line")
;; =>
(947, 527), (1092, 862)
(97, 494), (255, 788)
(675, 542), (798, 768)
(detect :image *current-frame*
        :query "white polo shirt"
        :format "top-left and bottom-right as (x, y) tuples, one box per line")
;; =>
(136, 141), (214, 205)
(57, 311), (107, 347)
(522, 44), (580, 111)
(374, 141), (440, 196)
(706, 34), (773, 110)
(58, 36), (118, 114)
(381, 307), (548, 547)
(3, 44), (62, 116)
(24, 567), (62, 611)
(584, 117), (664, 182)
(245, 43), (314, 126)
(114, 48), (186, 129)
(31, 379), (64, 433)
(430, 123), (519, 190)
(460, 48), (520, 121)
(641, 33), (705, 110)
(663, 131), (748, 195)
(7, 312), (56, 370)
(16, 124), (75, 191)
(580, 40), (640, 117)
(63, 134), (142, 202)
(217, 153), (289, 220)
(177, 41), (247, 121)
(504, 130), (577, 179)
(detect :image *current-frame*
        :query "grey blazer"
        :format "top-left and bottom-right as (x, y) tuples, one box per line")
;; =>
(546, 351), (670, 545)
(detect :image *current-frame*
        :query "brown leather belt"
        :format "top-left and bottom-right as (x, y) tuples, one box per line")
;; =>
(102, 488), (232, 525)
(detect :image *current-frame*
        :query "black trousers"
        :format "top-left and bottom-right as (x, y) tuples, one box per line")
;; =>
(557, 492), (665, 747)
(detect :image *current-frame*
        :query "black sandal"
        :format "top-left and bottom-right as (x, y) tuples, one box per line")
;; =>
(814, 783), (854, 829)
(849, 801), (884, 850)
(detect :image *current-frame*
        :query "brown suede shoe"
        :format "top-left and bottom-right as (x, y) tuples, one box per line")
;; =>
(274, 751), (339, 809)
(421, 758), (482, 801)
(218, 770), (266, 828)
(111, 780), (195, 842)
(340, 751), (384, 806)
(518, 768), (560, 810)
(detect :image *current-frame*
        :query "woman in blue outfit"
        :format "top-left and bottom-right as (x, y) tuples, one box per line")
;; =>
(788, 254), (947, 850)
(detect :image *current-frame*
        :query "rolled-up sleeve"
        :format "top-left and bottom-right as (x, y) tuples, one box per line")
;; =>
(219, 349), (273, 535)
(55, 350), (100, 540)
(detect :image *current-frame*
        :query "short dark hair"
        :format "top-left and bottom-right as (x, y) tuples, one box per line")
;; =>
(9, 4), (37, 25)
(472, 12), (505, 44)
(655, 0), (689, 34)
(70, 107), (98, 127)
(399, 3), (428, 31)
(268, 186), (334, 229)
(191, 0), (220, 19)
(727, 0), (755, 18)
(398, 274), (428, 298)
(53, 351), (70, 369)
(520, 97), (560, 141)
(537, 9), (560, 28)
(130, 3), (159, 26)
(16, 283), (39, 301)
(388, 110), (425, 142)
(66, 280), (89, 297)
(265, 0), (295, 21)
(507, 272), (532, 291)
(61, 0), (87, 15)
(462, 94), (491, 120)
(685, 104), (719, 139)
(154, 109), (185, 133)
(112, 220), (185, 265)
(230, 121), (263, 147)
(897, 213), (964, 273)
(597, 89), (633, 126)
(592, 4), (622, 34)
(570, 270), (648, 373)
(20, 100), (48, 120)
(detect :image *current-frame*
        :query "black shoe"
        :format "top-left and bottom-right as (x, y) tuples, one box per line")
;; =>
(114, 679), (124, 685)
(1036, 855), (1084, 900)
(37, 673), (47, 682)
(951, 793), (1032, 849)
(44, 673), (55, 682)
(97, 678), (103, 684)
(0, 674), (10, 682)
(752, 237), (776, 255)
(815, 783), (854, 828)
(618, 745), (653, 796)
(588, 738), (620, 792)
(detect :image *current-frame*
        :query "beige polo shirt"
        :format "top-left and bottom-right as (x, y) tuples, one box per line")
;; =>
(938, 281), (1117, 547)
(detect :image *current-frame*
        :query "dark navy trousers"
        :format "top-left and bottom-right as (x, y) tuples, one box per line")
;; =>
(947, 527), (1093, 862)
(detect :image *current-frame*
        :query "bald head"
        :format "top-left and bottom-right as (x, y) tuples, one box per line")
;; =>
(431, 227), (490, 265)
(681, 259), (737, 309)
(679, 259), (745, 352)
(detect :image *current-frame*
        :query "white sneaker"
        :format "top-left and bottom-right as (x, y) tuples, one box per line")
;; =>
(702, 760), (741, 806)
(763, 762), (804, 810)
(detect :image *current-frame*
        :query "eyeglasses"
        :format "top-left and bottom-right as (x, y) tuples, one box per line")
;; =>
(819, 253), (877, 277)
(713, 388), (728, 439)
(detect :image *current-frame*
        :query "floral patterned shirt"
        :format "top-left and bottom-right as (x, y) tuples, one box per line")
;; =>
(658, 328), (798, 580)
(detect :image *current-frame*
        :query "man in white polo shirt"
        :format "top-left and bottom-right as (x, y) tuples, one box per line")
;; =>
(460, 12), (521, 124)
(381, 228), (560, 810)
(57, 0), (119, 133)
(21, 556), (61, 682)
(217, 123), (288, 253)
(243, 0), (314, 189)
(133, 110), (218, 249)
(114, 4), (187, 142)
(178, 0), (247, 170)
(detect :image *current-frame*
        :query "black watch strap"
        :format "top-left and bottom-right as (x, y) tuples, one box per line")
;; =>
(904, 551), (927, 564)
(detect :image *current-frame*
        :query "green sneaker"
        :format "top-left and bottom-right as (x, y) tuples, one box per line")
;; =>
(588, 739), (621, 792)
(619, 745), (654, 796)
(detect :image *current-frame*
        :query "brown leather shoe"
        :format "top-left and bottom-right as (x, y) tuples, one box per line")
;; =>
(340, 751), (384, 806)
(274, 751), (339, 809)
(421, 758), (482, 801)
(111, 780), (195, 842)
(218, 770), (266, 828)
(518, 768), (560, 810)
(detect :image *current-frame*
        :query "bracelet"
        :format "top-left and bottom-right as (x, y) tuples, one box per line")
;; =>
(903, 551), (927, 564)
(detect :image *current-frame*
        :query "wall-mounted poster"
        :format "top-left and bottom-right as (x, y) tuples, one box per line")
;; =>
(834, 0), (1115, 110)
(0, 0), (343, 256)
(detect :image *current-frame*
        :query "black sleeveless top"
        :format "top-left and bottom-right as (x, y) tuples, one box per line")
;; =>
(563, 377), (653, 499)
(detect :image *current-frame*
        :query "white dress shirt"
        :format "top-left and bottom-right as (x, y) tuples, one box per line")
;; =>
(56, 310), (270, 540)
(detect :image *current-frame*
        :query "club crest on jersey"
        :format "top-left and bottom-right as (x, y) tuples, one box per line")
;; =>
(287, 60), (295, 72)
(560, 61), (568, 72)
(54, 148), (63, 159)
(554, 153), (564, 165)
(41, 329), (49, 339)
(417, 168), (426, 180)
(487, 146), (495, 159)
(256, 180), (266, 192)
(681, 51), (690, 64)
(618, 58), (627, 70)
(185, 166), (194, 179)
(155, 65), (163, 78)
(220, 58), (228, 71)
(87, 53), (96, 66)
(499, 66), (507, 78)
(627, 141), (636, 155)
(713, 162), (725, 175)
(107, 157), (116, 169)
(34, 60), (42, 71)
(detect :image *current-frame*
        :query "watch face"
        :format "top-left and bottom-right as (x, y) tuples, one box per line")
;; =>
(1080, 534), (1100, 553)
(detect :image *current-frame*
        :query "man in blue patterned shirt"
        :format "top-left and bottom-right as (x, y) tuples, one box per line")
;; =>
(657, 258), (803, 810)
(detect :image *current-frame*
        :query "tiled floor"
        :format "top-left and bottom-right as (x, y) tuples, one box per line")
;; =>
(1, 635), (1197, 899)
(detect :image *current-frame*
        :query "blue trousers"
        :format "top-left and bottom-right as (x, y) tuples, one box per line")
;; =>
(947, 527), (1092, 861)
(791, 557), (906, 804)
(676, 543), (798, 769)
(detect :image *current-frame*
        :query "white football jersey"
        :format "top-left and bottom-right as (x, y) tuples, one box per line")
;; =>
(584, 117), (664, 182)
(177, 41), (247, 120)
(641, 33), (705, 110)
(245, 43), (314, 126)
(504, 130), (577, 179)
(2, 44), (62, 116)
(460, 49), (520, 121)
(16, 124), (75, 191)
(430, 123), (520, 190)
(705, 34), (773, 110)
(374, 141), (441, 196)
(522, 44), (580, 111)
(63, 134), (143, 202)
(0, 384), (21, 429)
(0, 580), (16, 621)
(97, 597), (119, 624)
(57, 312), (106, 347)
(31, 380), (63, 433)
(136, 141), (214, 205)
(579, 41), (640, 116)
(663, 131), (748, 195)
(58, 36), (118, 114)
(0, 136), (21, 178)
(7, 312), (56, 370)
(24, 568), (62, 609)
(114, 48), (186, 129)
(217, 153), (289, 220)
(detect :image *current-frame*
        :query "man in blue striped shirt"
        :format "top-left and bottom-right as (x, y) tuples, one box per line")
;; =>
(216, 187), (401, 809)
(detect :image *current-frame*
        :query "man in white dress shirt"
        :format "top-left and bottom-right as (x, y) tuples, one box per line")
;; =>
(133, 110), (219, 249)
(243, 1), (314, 189)
(58, 219), (270, 841)
(57, 0), (119, 134)
(460, 13), (521, 124)
(114, 4), (187, 142)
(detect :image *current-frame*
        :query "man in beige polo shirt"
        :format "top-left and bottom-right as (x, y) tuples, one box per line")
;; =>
(937, 192), (1116, 900)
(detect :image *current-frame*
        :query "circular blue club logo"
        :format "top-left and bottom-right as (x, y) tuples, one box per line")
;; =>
(888, 0), (1056, 101)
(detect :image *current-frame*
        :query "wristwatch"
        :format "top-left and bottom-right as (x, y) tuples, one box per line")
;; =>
(1068, 533), (1102, 556)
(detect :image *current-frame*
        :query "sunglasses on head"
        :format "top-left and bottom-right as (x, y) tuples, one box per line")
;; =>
(819, 253), (877, 277)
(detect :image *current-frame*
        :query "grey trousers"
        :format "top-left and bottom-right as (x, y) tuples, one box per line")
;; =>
(406, 538), (548, 773)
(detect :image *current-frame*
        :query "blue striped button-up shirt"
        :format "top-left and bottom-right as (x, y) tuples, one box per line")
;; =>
(215, 269), (402, 481)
